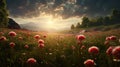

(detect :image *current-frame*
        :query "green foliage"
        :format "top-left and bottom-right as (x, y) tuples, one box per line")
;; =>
(74, 9), (120, 29)
(76, 22), (81, 28)
(71, 24), (75, 29)
(0, 0), (9, 28)
(103, 16), (111, 25)
(111, 9), (120, 23)
(81, 17), (90, 27)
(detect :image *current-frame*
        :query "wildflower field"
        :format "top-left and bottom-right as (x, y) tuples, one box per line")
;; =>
(0, 28), (120, 67)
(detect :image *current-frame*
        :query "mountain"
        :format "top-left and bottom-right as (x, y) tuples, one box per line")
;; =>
(20, 22), (44, 31)
(8, 18), (21, 29)
(20, 22), (58, 32)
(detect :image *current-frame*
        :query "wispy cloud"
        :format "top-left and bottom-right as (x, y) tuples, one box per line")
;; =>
(7, 0), (120, 18)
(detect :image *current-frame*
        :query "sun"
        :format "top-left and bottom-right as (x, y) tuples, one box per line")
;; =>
(47, 20), (54, 25)
(44, 17), (56, 30)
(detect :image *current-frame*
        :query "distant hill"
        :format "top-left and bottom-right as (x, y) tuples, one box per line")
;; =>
(8, 18), (21, 29)
(20, 22), (60, 32)
(20, 22), (42, 31)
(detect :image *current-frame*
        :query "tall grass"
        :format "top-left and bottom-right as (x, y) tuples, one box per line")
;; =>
(0, 28), (120, 67)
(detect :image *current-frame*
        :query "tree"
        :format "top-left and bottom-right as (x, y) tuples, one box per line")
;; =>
(71, 24), (75, 29)
(81, 17), (90, 27)
(0, 0), (9, 28)
(76, 22), (81, 28)
(103, 16), (111, 25)
(96, 17), (103, 25)
(111, 9), (120, 23)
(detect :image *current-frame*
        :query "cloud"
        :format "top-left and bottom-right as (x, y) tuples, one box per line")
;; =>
(6, 0), (120, 18)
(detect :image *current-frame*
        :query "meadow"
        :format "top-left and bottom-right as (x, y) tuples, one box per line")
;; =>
(0, 28), (120, 67)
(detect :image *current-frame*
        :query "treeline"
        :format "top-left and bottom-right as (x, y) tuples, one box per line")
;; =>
(71, 9), (120, 29)
(0, 0), (9, 28)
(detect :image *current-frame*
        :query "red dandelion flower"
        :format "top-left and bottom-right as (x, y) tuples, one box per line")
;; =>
(106, 46), (114, 56)
(43, 35), (47, 38)
(27, 58), (37, 64)
(34, 35), (40, 39)
(24, 45), (29, 48)
(0, 36), (7, 41)
(9, 42), (15, 48)
(76, 35), (86, 41)
(0, 32), (4, 35)
(88, 46), (99, 55)
(84, 59), (95, 67)
(104, 41), (109, 45)
(18, 37), (23, 40)
(71, 45), (76, 50)
(112, 46), (120, 59)
(38, 44), (44, 48)
(106, 37), (111, 41)
(110, 36), (117, 40)
(38, 39), (44, 44)
(81, 45), (85, 50)
(8, 31), (17, 37)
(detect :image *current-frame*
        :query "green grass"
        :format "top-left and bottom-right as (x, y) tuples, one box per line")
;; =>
(0, 28), (120, 67)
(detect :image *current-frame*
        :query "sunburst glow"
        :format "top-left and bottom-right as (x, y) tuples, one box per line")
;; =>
(12, 14), (82, 31)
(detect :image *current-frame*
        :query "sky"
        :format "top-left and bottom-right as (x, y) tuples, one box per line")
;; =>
(6, 0), (120, 31)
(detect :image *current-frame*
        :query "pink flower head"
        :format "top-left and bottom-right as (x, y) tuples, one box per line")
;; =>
(43, 35), (47, 38)
(71, 45), (76, 50)
(0, 36), (7, 41)
(38, 44), (44, 48)
(112, 46), (120, 59)
(106, 46), (114, 56)
(106, 36), (117, 41)
(8, 31), (17, 37)
(88, 46), (99, 55)
(18, 37), (23, 40)
(27, 58), (37, 64)
(110, 36), (117, 40)
(9, 42), (15, 48)
(84, 59), (95, 67)
(76, 35), (86, 41)
(106, 37), (111, 41)
(38, 39), (44, 44)
(24, 45), (29, 48)
(0, 32), (4, 35)
(34, 35), (40, 39)
(81, 45), (85, 50)
(104, 41), (109, 45)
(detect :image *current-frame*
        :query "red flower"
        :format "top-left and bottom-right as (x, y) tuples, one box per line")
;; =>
(88, 46), (99, 55)
(110, 36), (117, 40)
(24, 45), (29, 48)
(34, 35), (40, 39)
(27, 58), (37, 64)
(18, 37), (23, 40)
(38, 39), (44, 44)
(112, 46), (120, 59)
(104, 41), (109, 45)
(8, 31), (17, 37)
(43, 35), (47, 38)
(0, 36), (7, 41)
(106, 37), (111, 41)
(84, 59), (95, 67)
(106, 46), (114, 56)
(76, 35), (86, 41)
(38, 44), (44, 48)
(0, 32), (4, 35)
(9, 42), (15, 48)
(71, 45), (76, 50)
(106, 36), (117, 41)
(81, 45), (85, 50)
